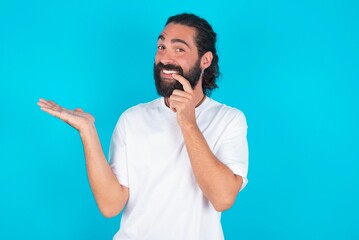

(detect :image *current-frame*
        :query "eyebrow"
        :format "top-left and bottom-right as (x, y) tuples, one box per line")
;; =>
(157, 34), (191, 49)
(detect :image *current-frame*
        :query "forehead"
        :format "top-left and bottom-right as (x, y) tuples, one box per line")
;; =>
(158, 23), (197, 47)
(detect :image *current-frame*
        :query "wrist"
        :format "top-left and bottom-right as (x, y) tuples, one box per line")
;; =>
(79, 122), (97, 139)
(180, 121), (199, 133)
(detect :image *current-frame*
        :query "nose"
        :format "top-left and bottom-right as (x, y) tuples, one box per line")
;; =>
(161, 58), (175, 65)
(157, 50), (175, 65)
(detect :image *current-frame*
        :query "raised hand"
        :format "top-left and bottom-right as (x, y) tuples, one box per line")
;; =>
(168, 73), (198, 128)
(37, 98), (95, 132)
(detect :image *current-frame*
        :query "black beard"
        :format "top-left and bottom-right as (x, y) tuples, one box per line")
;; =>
(153, 60), (202, 97)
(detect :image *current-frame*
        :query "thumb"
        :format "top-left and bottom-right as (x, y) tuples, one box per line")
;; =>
(74, 108), (84, 113)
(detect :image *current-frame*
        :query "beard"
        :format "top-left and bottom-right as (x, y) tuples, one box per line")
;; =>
(153, 60), (202, 97)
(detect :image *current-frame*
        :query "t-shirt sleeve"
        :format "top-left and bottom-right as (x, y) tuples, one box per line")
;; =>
(216, 110), (249, 191)
(108, 115), (129, 188)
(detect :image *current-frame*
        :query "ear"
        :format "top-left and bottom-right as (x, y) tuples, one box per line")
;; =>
(200, 51), (213, 70)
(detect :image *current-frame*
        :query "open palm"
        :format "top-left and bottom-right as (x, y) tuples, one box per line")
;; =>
(38, 98), (95, 131)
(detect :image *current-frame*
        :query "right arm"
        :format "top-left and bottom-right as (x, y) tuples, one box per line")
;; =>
(38, 99), (129, 218)
(80, 124), (129, 218)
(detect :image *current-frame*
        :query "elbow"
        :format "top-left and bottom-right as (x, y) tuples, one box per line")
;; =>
(100, 207), (121, 218)
(212, 175), (243, 212)
(97, 187), (128, 218)
(99, 204), (123, 218)
(212, 195), (236, 212)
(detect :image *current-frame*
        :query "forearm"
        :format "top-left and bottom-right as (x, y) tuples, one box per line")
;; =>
(37, 99), (128, 216)
(181, 125), (242, 212)
(80, 125), (128, 217)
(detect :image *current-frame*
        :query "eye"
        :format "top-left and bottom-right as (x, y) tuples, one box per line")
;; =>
(175, 48), (184, 52)
(157, 45), (165, 50)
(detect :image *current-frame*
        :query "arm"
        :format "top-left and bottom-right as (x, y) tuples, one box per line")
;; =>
(180, 125), (243, 212)
(168, 75), (243, 212)
(37, 99), (128, 217)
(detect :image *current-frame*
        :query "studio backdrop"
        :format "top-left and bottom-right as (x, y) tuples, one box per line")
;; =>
(0, 0), (358, 239)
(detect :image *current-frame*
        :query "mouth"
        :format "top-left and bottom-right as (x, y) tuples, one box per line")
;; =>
(162, 69), (178, 74)
(160, 69), (179, 80)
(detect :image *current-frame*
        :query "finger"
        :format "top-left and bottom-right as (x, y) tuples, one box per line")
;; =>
(172, 74), (193, 93)
(38, 102), (57, 112)
(171, 89), (192, 98)
(74, 108), (84, 113)
(39, 98), (48, 104)
(40, 106), (64, 119)
(169, 94), (190, 103)
(169, 98), (187, 111)
(39, 100), (57, 110)
(37, 101), (48, 108)
(42, 107), (74, 125)
(168, 101), (178, 112)
(47, 100), (60, 108)
(38, 99), (52, 108)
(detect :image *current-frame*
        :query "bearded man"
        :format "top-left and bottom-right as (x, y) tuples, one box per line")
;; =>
(38, 13), (248, 240)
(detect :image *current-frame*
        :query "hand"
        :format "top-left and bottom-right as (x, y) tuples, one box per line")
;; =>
(37, 98), (95, 132)
(168, 74), (197, 128)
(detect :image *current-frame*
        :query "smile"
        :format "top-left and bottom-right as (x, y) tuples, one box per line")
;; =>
(162, 69), (178, 74)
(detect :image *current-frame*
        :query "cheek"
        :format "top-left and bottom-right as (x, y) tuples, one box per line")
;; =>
(154, 54), (161, 64)
(180, 59), (195, 73)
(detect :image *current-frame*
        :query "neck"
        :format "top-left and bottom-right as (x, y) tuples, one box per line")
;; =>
(194, 93), (206, 107)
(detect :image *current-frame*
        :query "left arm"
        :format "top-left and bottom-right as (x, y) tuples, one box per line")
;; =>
(181, 124), (243, 212)
(168, 74), (243, 212)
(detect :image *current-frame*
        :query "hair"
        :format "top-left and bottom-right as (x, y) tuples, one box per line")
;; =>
(166, 13), (220, 95)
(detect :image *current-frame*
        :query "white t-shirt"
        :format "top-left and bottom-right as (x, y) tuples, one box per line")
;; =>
(109, 97), (248, 240)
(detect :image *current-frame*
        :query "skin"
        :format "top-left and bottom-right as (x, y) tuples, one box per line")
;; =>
(157, 23), (243, 211)
(38, 23), (242, 216)
(37, 99), (129, 217)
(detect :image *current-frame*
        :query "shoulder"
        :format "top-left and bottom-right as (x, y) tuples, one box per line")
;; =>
(120, 98), (161, 118)
(114, 98), (161, 126)
(206, 98), (247, 127)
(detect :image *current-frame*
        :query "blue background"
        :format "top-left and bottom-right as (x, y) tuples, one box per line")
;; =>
(1, 0), (358, 239)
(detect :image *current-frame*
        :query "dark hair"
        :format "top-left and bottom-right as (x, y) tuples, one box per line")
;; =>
(166, 13), (220, 95)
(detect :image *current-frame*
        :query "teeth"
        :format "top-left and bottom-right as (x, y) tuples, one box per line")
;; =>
(163, 69), (178, 74)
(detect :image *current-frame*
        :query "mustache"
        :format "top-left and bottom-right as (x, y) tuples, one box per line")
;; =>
(155, 62), (184, 75)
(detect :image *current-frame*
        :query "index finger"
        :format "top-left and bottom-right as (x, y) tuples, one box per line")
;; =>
(172, 74), (193, 93)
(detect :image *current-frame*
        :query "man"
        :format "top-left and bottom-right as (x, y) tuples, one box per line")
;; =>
(38, 13), (248, 240)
